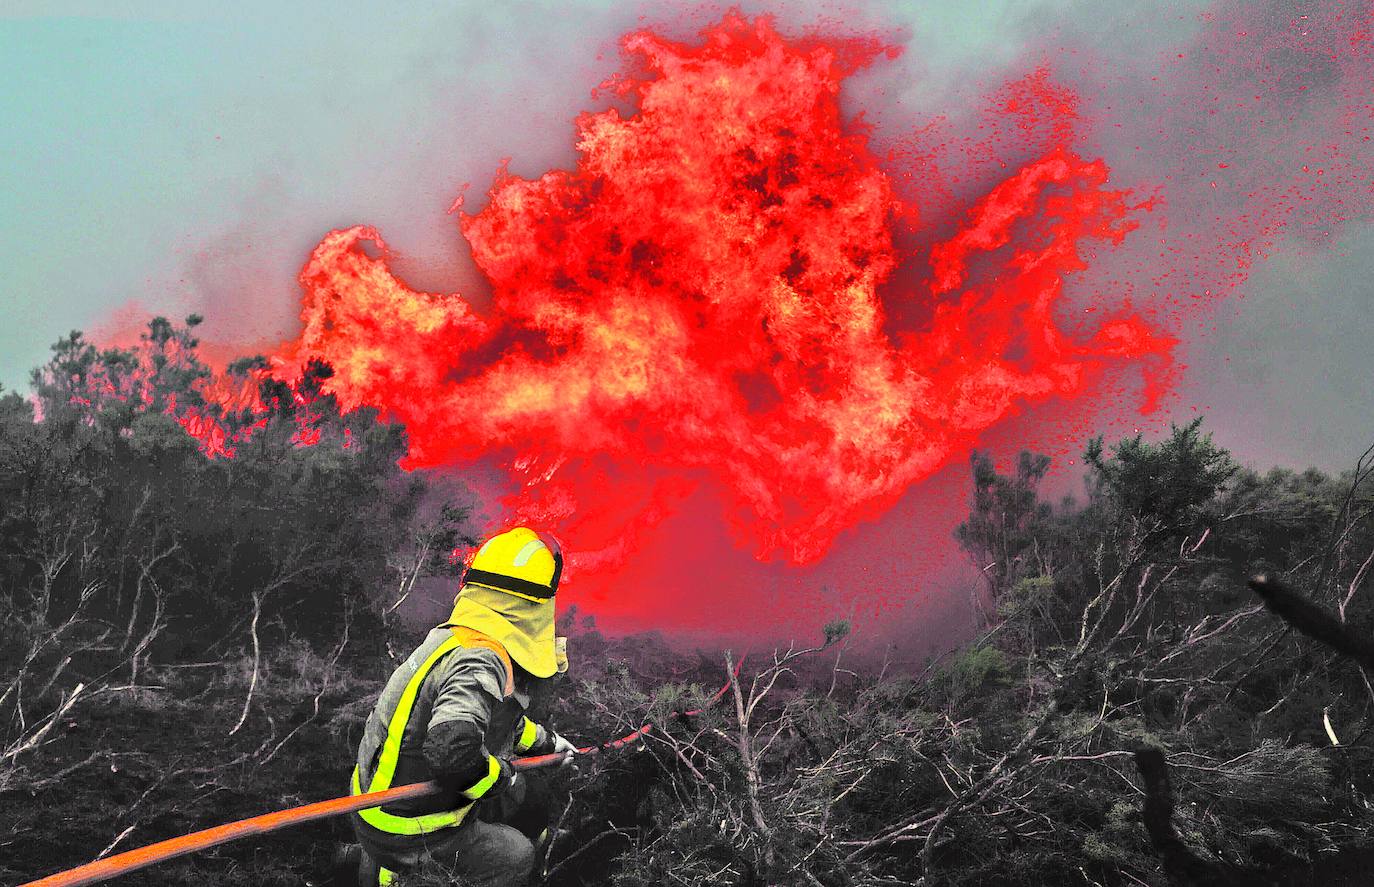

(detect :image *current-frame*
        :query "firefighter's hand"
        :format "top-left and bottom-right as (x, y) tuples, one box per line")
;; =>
(496, 758), (526, 804)
(552, 733), (578, 769)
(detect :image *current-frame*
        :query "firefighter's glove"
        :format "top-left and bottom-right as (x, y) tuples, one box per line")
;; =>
(552, 733), (578, 770)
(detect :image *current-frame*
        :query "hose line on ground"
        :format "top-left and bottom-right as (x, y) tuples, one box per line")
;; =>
(19, 660), (742, 887)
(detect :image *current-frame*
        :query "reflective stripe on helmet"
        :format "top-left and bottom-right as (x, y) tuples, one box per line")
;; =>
(512, 538), (544, 567)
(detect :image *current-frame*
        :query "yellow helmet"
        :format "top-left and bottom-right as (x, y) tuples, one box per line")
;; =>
(443, 527), (563, 678)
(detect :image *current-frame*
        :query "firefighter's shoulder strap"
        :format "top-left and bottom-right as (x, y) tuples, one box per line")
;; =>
(447, 625), (515, 698)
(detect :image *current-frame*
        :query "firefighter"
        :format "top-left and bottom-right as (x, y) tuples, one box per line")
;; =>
(342, 527), (577, 887)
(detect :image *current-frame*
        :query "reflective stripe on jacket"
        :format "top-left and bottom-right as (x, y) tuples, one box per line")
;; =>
(352, 626), (531, 837)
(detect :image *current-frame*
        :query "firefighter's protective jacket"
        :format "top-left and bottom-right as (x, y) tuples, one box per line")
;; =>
(350, 625), (558, 853)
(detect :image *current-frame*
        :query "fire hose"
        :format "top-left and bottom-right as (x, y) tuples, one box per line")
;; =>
(18, 664), (739, 887)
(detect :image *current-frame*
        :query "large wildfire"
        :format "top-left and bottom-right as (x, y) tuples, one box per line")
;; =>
(206, 16), (1173, 555)
(84, 5), (1374, 633)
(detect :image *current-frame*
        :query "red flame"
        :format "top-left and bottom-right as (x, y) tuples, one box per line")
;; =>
(75, 3), (1374, 635)
(260, 14), (1172, 570)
